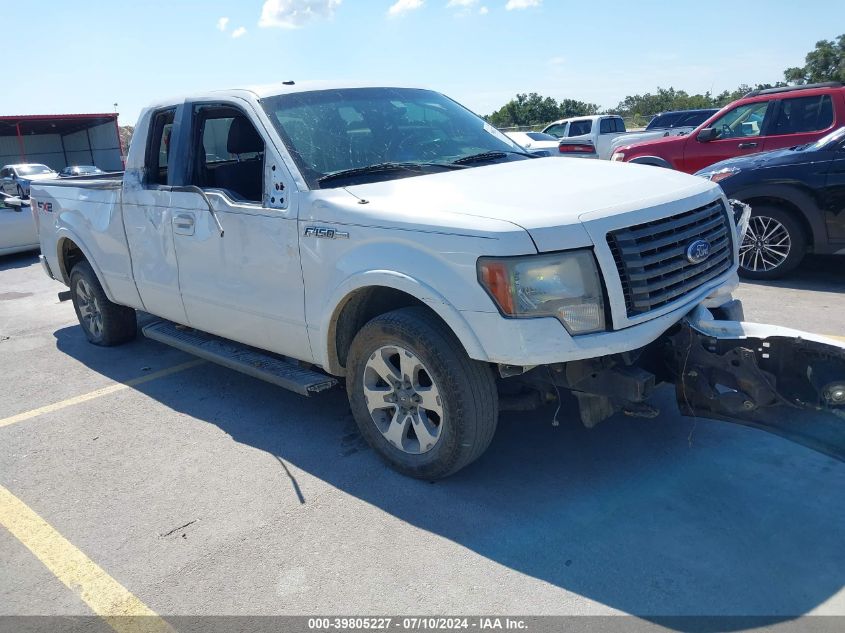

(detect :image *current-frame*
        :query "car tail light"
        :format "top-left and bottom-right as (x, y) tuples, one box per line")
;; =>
(559, 143), (595, 154)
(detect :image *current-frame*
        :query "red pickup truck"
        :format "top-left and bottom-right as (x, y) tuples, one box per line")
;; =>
(611, 82), (845, 173)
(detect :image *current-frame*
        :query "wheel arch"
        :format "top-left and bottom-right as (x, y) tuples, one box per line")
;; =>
(55, 232), (115, 301)
(732, 185), (823, 249)
(628, 156), (674, 169)
(320, 274), (488, 377)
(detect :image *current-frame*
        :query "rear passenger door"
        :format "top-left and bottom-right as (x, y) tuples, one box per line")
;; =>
(168, 100), (311, 362)
(761, 94), (835, 153)
(121, 107), (190, 324)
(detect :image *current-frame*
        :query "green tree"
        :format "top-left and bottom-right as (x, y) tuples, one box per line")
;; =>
(558, 98), (600, 119)
(784, 34), (845, 84)
(486, 93), (599, 128)
(610, 87), (714, 119)
(713, 83), (787, 107)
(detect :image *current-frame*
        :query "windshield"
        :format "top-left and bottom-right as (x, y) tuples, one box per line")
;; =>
(802, 126), (845, 151)
(17, 165), (53, 176)
(260, 88), (527, 188)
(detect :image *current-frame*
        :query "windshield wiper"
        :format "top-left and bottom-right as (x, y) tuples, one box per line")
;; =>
(452, 150), (535, 165)
(317, 161), (465, 186)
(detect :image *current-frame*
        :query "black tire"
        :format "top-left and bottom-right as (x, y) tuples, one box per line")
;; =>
(346, 306), (498, 480)
(69, 261), (137, 346)
(738, 205), (807, 280)
(16, 185), (26, 200)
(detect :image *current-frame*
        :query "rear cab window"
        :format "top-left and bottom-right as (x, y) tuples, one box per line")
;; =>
(568, 120), (592, 136)
(145, 109), (176, 186)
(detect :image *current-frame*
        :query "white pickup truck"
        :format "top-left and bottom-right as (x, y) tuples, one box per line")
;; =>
(32, 83), (845, 479)
(541, 115), (627, 159)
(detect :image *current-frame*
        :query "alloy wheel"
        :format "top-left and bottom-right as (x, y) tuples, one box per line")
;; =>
(739, 215), (791, 273)
(76, 278), (103, 338)
(362, 345), (444, 454)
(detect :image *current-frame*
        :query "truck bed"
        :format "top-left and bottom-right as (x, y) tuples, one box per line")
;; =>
(33, 172), (124, 190)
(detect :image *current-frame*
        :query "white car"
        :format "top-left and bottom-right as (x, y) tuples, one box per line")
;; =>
(541, 115), (629, 160)
(31, 82), (845, 479)
(504, 131), (597, 158)
(0, 199), (38, 255)
(0, 164), (58, 199)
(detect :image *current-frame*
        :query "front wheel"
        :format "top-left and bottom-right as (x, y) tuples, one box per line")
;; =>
(738, 206), (806, 280)
(346, 307), (498, 480)
(16, 185), (25, 200)
(69, 261), (137, 346)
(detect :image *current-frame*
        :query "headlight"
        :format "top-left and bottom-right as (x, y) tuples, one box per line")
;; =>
(477, 250), (605, 335)
(610, 152), (625, 162)
(701, 166), (740, 183)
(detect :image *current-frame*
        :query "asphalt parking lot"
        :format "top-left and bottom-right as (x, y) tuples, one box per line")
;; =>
(1, 251), (844, 627)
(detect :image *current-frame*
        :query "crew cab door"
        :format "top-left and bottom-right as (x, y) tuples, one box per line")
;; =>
(121, 107), (190, 324)
(168, 100), (311, 362)
(683, 101), (774, 172)
(667, 313), (845, 462)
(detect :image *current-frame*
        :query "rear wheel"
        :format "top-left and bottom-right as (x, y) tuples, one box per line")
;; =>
(69, 261), (137, 346)
(738, 205), (806, 280)
(346, 307), (498, 480)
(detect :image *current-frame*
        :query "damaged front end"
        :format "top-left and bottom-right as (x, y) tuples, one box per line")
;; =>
(664, 306), (845, 462)
(506, 304), (845, 462)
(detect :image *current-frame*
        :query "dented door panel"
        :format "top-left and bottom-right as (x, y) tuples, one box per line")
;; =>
(666, 307), (845, 462)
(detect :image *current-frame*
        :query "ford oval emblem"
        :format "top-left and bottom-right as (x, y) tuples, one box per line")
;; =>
(686, 239), (711, 264)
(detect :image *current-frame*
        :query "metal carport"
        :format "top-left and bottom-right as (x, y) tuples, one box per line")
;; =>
(0, 113), (123, 172)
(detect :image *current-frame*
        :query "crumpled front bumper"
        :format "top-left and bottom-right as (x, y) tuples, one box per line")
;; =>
(666, 305), (845, 462)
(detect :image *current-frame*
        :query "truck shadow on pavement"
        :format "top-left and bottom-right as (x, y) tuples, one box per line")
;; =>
(54, 325), (845, 631)
(0, 251), (40, 272)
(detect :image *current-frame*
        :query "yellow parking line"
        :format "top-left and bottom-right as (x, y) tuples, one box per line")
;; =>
(0, 359), (205, 429)
(0, 484), (175, 633)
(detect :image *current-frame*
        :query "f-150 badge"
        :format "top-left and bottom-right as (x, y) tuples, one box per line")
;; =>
(304, 226), (349, 239)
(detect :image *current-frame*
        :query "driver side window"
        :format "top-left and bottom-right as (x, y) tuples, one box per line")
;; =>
(710, 102), (771, 140)
(189, 105), (265, 203)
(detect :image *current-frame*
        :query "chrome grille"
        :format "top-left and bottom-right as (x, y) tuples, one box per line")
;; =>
(607, 200), (733, 318)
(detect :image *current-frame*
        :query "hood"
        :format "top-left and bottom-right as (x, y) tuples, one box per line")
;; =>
(615, 133), (686, 154)
(342, 157), (718, 252)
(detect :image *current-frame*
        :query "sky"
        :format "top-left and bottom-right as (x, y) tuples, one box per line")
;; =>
(3, 0), (843, 126)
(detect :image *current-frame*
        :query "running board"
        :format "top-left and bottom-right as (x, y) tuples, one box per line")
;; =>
(142, 321), (337, 396)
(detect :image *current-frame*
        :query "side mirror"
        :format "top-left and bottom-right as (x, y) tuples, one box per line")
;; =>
(697, 128), (718, 142)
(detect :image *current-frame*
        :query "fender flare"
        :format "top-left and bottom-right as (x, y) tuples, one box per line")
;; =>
(317, 270), (489, 375)
(629, 156), (674, 169)
(54, 228), (116, 302)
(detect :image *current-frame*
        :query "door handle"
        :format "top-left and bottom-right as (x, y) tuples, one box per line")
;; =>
(738, 142), (758, 149)
(173, 213), (196, 235)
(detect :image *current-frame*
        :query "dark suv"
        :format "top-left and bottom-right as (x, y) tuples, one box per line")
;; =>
(696, 126), (845, 279)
